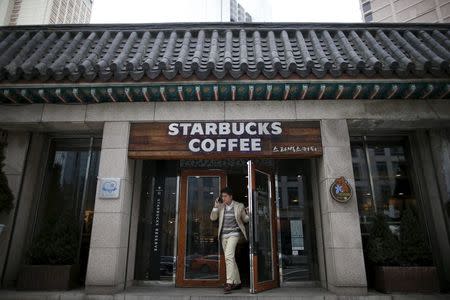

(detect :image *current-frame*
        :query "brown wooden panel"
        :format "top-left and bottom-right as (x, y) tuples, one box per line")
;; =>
(129, 121), (322, 159)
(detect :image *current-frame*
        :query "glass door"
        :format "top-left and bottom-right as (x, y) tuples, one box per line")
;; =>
(176, 170), (227, 287)
(247, 160), (279, 293)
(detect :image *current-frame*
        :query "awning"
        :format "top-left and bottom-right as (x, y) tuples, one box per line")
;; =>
(0, 22), (449, 103)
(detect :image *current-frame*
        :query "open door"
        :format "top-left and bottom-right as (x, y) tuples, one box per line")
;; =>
(247, 160), (279, 293)
(176, 170), (227, 287)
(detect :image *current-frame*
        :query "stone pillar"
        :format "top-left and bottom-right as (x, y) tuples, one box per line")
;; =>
(317, 119), (367, 295)
(1, 132), (47, 287)
(413, 129), (450, 290)
(0, 131), (30, 285)
(85, 122), (135, 294)
(126, 160), (142, 286)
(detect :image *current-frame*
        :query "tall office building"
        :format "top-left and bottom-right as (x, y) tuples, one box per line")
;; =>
(359, 0), (449, 23)
(0, 0), (93, 26)
(167, 0), (271, 22)
(228, 0), (271, 22)
(90, 0), (271, 24)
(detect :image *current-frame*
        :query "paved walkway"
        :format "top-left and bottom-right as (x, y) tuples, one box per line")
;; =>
(0, 286), (448, 300)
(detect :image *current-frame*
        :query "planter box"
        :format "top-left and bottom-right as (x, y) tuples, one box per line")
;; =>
(17, 264), (79, 290)
(374, 266), (439, 293)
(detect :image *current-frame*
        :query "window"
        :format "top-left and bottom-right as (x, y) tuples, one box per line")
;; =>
(351, 137), (424, 235)
(364, 12), (373, 22)
(362, 1), (372, 13)
(32, 137), (101, 283)
(276, 160), (318, 282)
(351, 142), (374, 233)
(134, 160), (178, 281)
(375, 161), (388, 178)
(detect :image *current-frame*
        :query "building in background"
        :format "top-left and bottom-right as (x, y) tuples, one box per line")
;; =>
(0, 0), (93, 26)
(157, 0), (271, 22)
(359, 0), (449, 23)
(228, 0), (271, 22)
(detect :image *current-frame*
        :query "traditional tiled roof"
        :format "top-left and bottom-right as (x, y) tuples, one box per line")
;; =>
(0, 23), (449, 83)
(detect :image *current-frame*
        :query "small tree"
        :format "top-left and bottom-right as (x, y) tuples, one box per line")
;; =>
(0, 143), (14, 214)
(366, 214), (401, 266)
(400, 205), (433, 266)
(27, 211), (80, 265)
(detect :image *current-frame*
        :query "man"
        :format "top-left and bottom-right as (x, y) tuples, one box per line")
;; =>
(210, 187), (249, 294)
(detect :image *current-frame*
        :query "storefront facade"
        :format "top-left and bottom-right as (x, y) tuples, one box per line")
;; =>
(0, 23), (449, 296)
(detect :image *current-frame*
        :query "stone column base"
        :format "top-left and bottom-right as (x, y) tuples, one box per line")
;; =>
(85, 284), (125, 295)
(328, 284), (368, 296)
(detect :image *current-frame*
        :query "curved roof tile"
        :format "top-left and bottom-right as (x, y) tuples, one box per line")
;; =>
(0, 22), (449, 82)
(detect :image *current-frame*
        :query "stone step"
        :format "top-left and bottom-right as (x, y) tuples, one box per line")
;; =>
(0, 287), (449, 300)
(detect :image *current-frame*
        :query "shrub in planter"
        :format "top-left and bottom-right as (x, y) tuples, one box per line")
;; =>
(17, 211), (80, 290)
(366, 214), (401, 266)
(399, 206), (433, 266)
(367, 207), (439, 293)
(27, 212), (79, 265)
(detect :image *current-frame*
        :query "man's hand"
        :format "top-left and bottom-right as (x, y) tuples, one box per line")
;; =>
(214, 197), (220, 208)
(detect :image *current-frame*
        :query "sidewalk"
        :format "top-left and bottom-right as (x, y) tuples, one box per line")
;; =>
(0, 286), (448, 300)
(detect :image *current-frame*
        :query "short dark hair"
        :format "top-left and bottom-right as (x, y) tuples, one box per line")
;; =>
(220, 187), (233, 196)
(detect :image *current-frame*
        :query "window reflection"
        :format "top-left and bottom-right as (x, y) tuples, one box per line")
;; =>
(185, 176), (220, 280)
(33, 138), (100, 284)
(254, 170), (273, 282)
(351, 143), (375, 234)
(351, 138), (421, 236)
(276, 160), (317, 282)
(134, 161), (177, 281)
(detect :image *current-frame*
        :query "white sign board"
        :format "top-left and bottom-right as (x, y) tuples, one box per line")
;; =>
(98, 178), (121, 199)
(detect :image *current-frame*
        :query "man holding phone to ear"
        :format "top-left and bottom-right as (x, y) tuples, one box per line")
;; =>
(210, 187), (249, 294)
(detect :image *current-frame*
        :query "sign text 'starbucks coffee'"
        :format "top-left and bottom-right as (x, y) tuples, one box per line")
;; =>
(168, 122), (282, 152)
(128, 121), (322, 159)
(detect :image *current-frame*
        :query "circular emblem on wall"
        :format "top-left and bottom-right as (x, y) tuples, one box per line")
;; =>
(330, 176), (353, 203)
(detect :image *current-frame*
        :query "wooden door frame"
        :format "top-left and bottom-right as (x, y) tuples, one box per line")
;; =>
(175, 169), (227, 287)
(248, 161), (280, 293)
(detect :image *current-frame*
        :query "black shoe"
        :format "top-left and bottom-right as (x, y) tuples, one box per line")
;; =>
(224, 283), (233, 294)
(232, 283), (242, 290)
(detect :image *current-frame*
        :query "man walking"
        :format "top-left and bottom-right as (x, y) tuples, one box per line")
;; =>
(210, 187), (249, 294)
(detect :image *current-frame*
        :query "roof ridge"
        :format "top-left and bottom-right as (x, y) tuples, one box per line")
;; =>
(0, 22), (449, 32)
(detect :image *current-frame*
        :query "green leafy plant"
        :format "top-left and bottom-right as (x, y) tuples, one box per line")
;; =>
(399, 205), (433, 266)
(366, 214), (401, 266)
(27, 211), (80, 265)
(366, 207), (433, 267)
(0, 143), (14, 214)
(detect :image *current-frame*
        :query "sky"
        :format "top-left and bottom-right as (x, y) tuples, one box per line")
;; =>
(90, 0), (363, 24)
